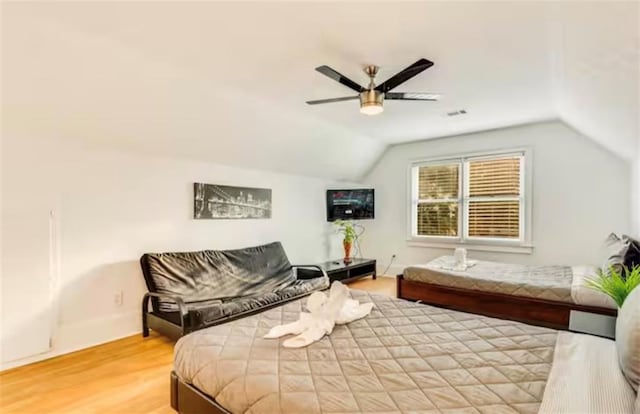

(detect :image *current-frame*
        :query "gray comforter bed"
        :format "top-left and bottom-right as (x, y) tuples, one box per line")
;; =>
(403, 256), (574, 303)
(174, 290), (558, 414)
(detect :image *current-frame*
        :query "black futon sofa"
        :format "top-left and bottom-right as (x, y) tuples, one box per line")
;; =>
(140, 241), (329, 339)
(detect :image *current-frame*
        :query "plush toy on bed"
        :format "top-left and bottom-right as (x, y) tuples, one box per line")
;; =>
(263, 281), (374, 348)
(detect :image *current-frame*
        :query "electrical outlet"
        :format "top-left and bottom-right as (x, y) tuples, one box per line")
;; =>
(114, 290), (123, 306)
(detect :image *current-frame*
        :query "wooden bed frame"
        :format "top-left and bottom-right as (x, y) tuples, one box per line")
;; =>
(396, 274), (617, 329)
(171, 371), (229, 414)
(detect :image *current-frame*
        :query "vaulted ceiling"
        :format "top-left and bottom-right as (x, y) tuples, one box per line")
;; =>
(2, 1), (638, 181)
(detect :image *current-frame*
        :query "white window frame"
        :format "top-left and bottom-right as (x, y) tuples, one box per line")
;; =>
(407, 148), (533, 254)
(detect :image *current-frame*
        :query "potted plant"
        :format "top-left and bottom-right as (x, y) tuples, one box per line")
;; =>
(586, 265), (640, 307)
(334, 220), (357, 264)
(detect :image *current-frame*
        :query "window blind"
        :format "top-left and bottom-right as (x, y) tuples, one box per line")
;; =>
(468, 158), (521, 197)
(468, 201), (520, 238)
(416, 164), (459, 236)
(418, 164), (459, 199)
(467, 156), (522, 239)
(417, 203), (459, 236)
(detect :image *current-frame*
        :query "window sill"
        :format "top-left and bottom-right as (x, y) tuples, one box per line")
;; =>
(406, 239), (534, 254)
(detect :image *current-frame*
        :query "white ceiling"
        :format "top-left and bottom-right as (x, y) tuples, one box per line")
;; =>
(2, 1), (638, 180)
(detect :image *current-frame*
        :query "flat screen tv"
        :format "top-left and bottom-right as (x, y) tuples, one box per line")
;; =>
(326, 189), (375, 222)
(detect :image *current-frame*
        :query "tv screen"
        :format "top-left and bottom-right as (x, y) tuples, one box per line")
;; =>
(326, 189), (375, 222)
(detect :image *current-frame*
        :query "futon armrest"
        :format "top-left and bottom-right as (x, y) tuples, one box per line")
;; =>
(291, 264), (329, 279)
(143, 292), (189, 318)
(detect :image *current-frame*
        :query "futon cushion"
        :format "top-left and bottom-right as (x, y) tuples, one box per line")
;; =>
(189, 277), (329, 326)
(141, 242), (296, 312)
(616, 285), (640, 391)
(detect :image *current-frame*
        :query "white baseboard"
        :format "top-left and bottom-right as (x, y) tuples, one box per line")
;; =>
(1, 309), (140, 371)
(377, 263), (405, 277)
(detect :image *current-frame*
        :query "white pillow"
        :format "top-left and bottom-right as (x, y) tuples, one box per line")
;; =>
(616, 285), (640, 391)
(571, 265), (617, 309)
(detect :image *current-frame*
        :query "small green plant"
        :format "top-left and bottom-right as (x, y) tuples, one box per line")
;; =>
(334, 220), (357, 243)
(586, 265), (640, 307)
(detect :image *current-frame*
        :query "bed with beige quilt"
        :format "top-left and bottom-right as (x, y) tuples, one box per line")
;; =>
(398, 256), (617, 329)
(171, 290), (638, 414)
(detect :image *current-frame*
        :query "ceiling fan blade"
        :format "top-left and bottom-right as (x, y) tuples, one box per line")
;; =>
(385, 92), (441, 101)
(306, 96), (359, 105)
(315, 66), (365, 93)
(375, 58), (434, 93)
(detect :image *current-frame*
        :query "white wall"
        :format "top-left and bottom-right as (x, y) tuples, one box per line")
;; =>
(363, 121), (630, 274)
(634, 152), (640, 237)
(1, 136), (347, 369)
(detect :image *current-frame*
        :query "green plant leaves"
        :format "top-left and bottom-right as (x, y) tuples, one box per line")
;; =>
(334, 220), (357, 243)
(585, 265), (640, 307)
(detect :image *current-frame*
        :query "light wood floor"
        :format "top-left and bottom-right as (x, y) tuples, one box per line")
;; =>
(0, 276), (395, 414)
(348, 275), (395, 296)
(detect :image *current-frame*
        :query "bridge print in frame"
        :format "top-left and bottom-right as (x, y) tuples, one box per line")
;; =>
(194, 183), (272, 219)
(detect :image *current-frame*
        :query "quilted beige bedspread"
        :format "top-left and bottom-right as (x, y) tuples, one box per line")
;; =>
(404, 256), (574, 303)
(174, 290), (558, 414)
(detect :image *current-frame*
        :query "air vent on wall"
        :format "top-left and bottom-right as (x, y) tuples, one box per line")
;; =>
(446, 109), (467, 117)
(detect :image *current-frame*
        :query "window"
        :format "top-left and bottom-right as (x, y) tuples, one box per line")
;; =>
(410, 151), (530, 250)
(415, 163), (460, 237)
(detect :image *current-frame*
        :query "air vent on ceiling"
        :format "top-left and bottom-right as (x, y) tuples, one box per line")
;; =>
(446, 109), (467, 117)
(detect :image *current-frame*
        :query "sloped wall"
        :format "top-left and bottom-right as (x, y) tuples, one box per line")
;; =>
(551, 1), (639, 163)
(362, 121), (630, 274)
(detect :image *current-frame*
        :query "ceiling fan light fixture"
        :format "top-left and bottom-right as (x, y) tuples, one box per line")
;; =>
(360, 102), (384, 116)
(359, 90), (384, 116)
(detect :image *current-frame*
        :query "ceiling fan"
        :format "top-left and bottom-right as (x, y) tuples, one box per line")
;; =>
(306, 58), (441, 115)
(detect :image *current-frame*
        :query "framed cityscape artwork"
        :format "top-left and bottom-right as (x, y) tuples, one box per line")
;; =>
(194, 183), (272, 219)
